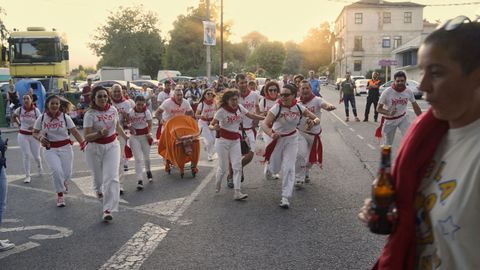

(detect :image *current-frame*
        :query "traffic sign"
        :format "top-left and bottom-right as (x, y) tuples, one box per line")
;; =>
(379, 59), (397, 66)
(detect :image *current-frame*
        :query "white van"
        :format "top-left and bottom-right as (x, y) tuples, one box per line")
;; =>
(157, 70), (181, 81)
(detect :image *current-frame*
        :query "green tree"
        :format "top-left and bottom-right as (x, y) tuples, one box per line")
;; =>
(300, 22), (333, 73)
(89, 5), (166, 78)
(165, 0), (232, 76)
(241, 31), (268, 53)
(283, 41), (303, 75)
(0, 7), (8, 67)
(249, 41), (286, 78)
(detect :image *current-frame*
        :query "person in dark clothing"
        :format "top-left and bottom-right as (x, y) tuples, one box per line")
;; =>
(364, 72), (382, 122)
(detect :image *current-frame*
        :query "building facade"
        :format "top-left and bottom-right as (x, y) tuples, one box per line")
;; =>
(332, 0), (425, 80)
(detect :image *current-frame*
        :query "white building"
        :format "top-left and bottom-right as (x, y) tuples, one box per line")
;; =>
(332, 0), (425, 80)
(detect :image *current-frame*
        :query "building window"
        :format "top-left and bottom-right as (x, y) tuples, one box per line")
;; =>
(393, 36), (402, 49)
(383, 12), (391, 24)
(355, 13), (363, 24)
(402, 50), (418, 66)
(354, 60), (362, 71)
(404, 12), (412, 23)
(354, 36), (363, 51)
(382, 36), (391, 48)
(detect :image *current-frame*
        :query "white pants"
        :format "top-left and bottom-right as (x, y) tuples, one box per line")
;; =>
(85, 141), (120, 212)
(44, 145), (73, 193)
(215, 138), (242, 190)
(117, 136), (127, 184)
(295, 132), (315, 182)
(198, 120), (216, 158)
(268, 133), (299, 198)
(263, 134), (273, 173)
(383, 116), (410, 146)
(17, 133), (42, 177)
(130, 135), (152, 180)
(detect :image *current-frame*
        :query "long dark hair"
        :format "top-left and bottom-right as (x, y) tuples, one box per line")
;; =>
(217, 88), (239, 108)
(198, 88), (215, 104)
(45, 94), (74, 113)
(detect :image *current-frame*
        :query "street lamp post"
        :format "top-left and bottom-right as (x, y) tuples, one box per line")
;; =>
(220, 0), (224, 76)
(206, 0), (211, 80)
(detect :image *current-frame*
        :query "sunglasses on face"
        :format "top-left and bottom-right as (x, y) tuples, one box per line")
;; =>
(280, 93), (292, 98)
(206, 93), (214, 96)
(268, 88), (278, 92)
(439, 15), (480, 31)
(97, 95), (109, 98)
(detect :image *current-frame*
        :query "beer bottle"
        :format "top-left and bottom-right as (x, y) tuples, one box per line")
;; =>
(369, 145), (395, 235)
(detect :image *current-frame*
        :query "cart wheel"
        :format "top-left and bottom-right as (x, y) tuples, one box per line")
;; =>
(167, 169), (171, 175)
(181, 173), (184, 178)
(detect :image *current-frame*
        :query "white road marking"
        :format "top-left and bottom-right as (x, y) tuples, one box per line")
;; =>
(367, 144), (376, 150)
(349, 128), (355, 132)
(134, 198), (185, 217)
(357, 135), (364, 140)
(330, 112), (349, 127)
(0, 225), (73, 240)
(0, 241), (40, 260)
(98, 222), (169, 270)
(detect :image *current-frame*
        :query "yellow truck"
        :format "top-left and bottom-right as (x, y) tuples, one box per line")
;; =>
(3, 26), (71, 93)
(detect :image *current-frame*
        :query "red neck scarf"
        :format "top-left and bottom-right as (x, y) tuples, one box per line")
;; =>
(373, 109), (448, 270)
(94, 104), (111, 112)
(222, 105), (238, 114)
(46, 110), (61, 120)
(277, 99), (297, 109)
(203, 99), (214, 106)
(23, 104), (36, 112)
(392, 83), (406, 93)
(300, 93), (315, 104)
(171, 97), (182, 106)
(240, 90), (251, 98)
(112, 96), (126, 104)
(134, 105), (147, 113)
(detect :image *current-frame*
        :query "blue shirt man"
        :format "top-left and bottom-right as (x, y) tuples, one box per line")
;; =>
(308, 71), (321, 97)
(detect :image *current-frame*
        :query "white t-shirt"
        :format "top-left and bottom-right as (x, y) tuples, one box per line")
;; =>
(15, 106), (41, 132)
(83, 106), (119, 138)
(196, 101), (216, 120)
(156, 91), (172, 104)
(159, 98), (192, 122)
(128, 108), (152, 130)
(298, 97), (324, 134)
(259, 97), (277, 113)
(379, 87), (416, 125)
(239, 91), (259, 128)
(415, 118), (480, 270)
(112, 99), (135, 126)
(214, 104), (249, 133)
(269, 103), (305, 134)
(33, 112), (75, 141)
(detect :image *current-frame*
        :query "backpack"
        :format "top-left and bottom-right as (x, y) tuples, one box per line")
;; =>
(273, 103), (303, 125)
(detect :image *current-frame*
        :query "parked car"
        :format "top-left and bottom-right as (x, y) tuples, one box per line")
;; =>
(158, 76), (193, 84)
(132, 80), (160, 90)
(355, 79), (369, 94)
(318, 76), (328, 85)
(0, 82), (10, 93)
(379, 80), (423, 99)
(351, 75), (366, 83)
(92, 80), (141, 91)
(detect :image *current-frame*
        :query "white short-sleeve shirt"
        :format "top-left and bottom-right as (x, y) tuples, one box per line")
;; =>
(15, 106), (41, 132)
(298, 97), (324, 134)
(34, 112), (75, 141)
(159, 98), (192, 122)
(128, 108), (152, 130)
(239, 91), (259, 128)
(415, 118), (480, 270)
(156, 91), (172, 104)
(197, 102), (216, 120)
(379, 87), (416, 125)
(83, 106), (119, 138)
(269, 103), (305, 134)
(259, 98), (277, 113)
(214, 104), (249, 133)
(112, 99), (135, 126)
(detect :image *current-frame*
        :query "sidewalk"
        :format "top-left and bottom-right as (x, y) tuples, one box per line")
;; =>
(0, 127), (19, 134)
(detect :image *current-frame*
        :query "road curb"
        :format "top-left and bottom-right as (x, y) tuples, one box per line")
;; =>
(0, 128), (19, 134)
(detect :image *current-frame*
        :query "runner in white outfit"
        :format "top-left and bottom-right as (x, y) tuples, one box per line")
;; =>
(258, 81), (280, 180)
(295, 80), (336, 187)
(154, 86), (193, 126)
(127, 95), (153, 191)
(32, 96), (84, 207)
(210, 89), (264, 201)
(111, 84), (135, 194)
(376, 71), (422, 146)
(261, 84), (321, 209)
(12, 94), (42, 183)
(83, 87), (129, 222)
(155, 81), (173, 140)
(195, 89), (217, 161)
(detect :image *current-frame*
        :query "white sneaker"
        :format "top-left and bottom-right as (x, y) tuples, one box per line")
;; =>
(207, 155), (214, 161)
(103, 210), (113, 222)
(56, 195), (66, 207)
(264, 167), (275, 181)
(24, 176), (31, 183)
(0, 240), (15, 252)
(279, 197), (290, 209)
(234, 191), (248, 200)
(295, 180), (305, 188)
(38, 165), (44, 175)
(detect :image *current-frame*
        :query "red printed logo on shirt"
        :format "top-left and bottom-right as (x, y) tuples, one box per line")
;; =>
(391, 98), (408, 106)
(43, 120), (64, 129)
(96, 112), (116, 122)
(226, 114), (241, 123)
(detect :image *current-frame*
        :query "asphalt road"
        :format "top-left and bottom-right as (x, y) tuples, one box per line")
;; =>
(0, 87), (430, 269)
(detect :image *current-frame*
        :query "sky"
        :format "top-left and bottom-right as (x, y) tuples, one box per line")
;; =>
(1, 0), (479, 69)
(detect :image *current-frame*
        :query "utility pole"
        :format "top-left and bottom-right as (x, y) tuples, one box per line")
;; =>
(220, 0), (224, 76)
(206, 0), (211, 80)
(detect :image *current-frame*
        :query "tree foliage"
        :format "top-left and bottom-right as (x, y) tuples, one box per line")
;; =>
(299, 22), (332, 72)
(249, 41), (286, 78)
(283, 41), (303, 75)
(88, 5), (166, 78)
